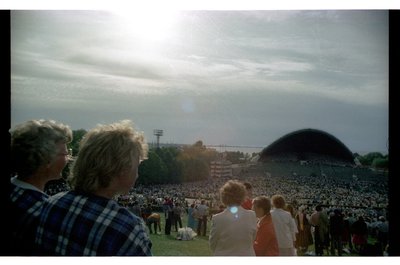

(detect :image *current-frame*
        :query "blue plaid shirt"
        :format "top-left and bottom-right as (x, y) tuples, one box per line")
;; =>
(35, 190), (152, 256)
(9, 179), (49, 255)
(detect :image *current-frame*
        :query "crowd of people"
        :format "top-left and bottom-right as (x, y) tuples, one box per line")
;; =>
(110, 160), (389, 256)
(7, 118), (389, 256)
(115, 155), (388, 256)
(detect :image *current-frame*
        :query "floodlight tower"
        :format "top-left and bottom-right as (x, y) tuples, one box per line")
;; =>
(153, 129), (163, 149)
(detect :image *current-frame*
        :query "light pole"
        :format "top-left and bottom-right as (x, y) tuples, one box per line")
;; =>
(153, 129), (163, 149)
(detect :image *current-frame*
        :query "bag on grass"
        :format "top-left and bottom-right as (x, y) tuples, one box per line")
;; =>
(176, 227), (197, 241)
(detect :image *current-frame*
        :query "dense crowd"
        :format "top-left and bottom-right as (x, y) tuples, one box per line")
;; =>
(44, 161), (388, 233)
(9, 118), (390, 257)
(44, 160), (389, 256)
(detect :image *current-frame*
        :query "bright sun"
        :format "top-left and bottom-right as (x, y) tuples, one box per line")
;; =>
(111, 8), (180, 42)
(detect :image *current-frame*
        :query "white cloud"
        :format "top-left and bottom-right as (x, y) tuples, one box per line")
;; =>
(10, 10), (388, 153)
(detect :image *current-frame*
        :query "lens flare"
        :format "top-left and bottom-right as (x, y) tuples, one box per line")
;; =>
(229, 206), (238, 214)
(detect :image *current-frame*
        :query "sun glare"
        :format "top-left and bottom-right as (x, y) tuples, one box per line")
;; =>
(112, 9), (180, 42)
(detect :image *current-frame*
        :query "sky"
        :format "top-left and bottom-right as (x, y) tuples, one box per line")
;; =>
(10, 8), (389, 155)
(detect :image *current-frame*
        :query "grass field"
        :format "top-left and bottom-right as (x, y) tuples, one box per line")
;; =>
(148, 212), (212, 256)
(148, 212), (373, 256)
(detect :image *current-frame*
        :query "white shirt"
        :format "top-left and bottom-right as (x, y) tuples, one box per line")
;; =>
(11, 176), (45, 194)
(270, 208), (297, 248)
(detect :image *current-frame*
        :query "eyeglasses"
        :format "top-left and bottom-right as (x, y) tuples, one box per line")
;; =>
(58, 149), (73, 161)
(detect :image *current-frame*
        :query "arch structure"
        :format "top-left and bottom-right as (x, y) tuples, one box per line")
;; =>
(258, 128), (355, 165)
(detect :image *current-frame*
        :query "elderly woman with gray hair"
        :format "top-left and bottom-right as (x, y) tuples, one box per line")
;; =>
(9, 119), (72, 255)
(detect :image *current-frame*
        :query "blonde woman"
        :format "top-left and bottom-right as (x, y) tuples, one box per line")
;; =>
(35, 120), (152, 256)
(270, 194), (297, 256)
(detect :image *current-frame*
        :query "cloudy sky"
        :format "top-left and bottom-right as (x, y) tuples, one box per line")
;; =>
(10, 9), (389, 154)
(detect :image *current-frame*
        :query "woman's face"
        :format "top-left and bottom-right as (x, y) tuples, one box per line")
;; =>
(47, 142), (69, 180)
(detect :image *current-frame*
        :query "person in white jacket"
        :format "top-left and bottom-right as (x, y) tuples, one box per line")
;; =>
(270, 194), (297, 256)
(209, 180), (257, 256)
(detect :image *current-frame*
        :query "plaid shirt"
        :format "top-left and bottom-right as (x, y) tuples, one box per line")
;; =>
(35, 191), (152, 256)
(9, 180), (49, 255)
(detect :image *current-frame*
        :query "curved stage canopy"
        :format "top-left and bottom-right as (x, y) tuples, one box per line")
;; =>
(259, 128), (354, 164)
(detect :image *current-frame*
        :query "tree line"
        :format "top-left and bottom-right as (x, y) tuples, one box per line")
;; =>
(354, 152), (389, 169)
(68, 129), (388, 184)
(68, 130), (249, 184)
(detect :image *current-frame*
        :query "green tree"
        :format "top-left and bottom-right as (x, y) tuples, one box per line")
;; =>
(225, 151), (246, 164)
(68, 129), (87, 156)
(181, 158), (209, 182)
(61, 129), (87, 180)
(156, 147), (183, 183)
(357, 152), (384, 166)
(372, 156), (389, 169)
(138, 150), (168, 185)
(177, 140), (217, 182)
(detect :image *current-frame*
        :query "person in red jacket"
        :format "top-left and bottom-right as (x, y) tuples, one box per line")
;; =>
(241, 182), (253, 210)
(252, 196), (279, 256)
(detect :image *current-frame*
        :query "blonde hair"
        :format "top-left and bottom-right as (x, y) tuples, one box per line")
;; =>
(271, 194), (286, 209)
(68, 120), (147, 193)
(219, 180), (246, 206)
